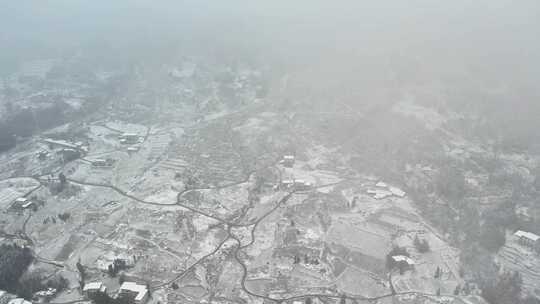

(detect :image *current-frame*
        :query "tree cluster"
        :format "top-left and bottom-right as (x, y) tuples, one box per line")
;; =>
(92, 291), (134, 304)
(413, 235), (430, 253)
(385, 246), (410, 274)
(481, 271), (523, 304)
(0, 244), (34, 294)
(107, 259), (129, 277)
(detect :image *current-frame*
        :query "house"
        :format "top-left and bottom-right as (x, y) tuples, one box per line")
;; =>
(118, 282), (148, 304)
(60, 148), (81, 162)
(389, 187), (406, 198)
(14, 197), (28, 205)
(375, 181), (388, 188)
(43, 139), (79, 150)
(36, 150), (49, 160)
(514, 230), (540, 250)
(92, 159), (113, 167)
(294, 179), (312, 190)
(92, 159), (108, 167)
(127, 146), (140, 153)
(21, 201), (34, 209)
(367, 189), (392, 199)
(0, 290), (12, 304)
(119, 133), (140, 144)
(8, 299), (31, 304)
(392, 255), (416, 266)
(12, 198), (34, 210)
(280, 180), (295, 189)
(281, 155), (295, 168)
(34, 288), (56, 302)
(83, 282), (106, 298)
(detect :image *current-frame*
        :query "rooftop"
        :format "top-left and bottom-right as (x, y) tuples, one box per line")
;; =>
(392, 255), (415, 265)
(514, 230), (540, 241)
(8, 298), (32, 304)
(83, 282), (104, 291)
(119, 282), (148, 301)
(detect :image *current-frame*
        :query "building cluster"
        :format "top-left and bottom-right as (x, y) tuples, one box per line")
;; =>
(83, 281), (149, 304)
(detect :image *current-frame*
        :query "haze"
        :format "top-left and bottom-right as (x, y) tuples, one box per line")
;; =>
(1, 2), (540, 304)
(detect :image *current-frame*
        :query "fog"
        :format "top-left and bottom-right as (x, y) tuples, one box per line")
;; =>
(2, 2), (540, 304)
(3, 1), (539, 75)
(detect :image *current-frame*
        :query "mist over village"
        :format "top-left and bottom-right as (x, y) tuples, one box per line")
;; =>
(0, 1), (540, 304)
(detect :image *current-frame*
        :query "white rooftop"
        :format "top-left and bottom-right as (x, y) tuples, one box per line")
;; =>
(83, 282), (103, 291)
(283, 155), (295, 160)
(15, 198), (28, 203)
(8, 299), (32, 304)
(392, 255), (415, 265)
(389, 187), (406, 197)
(21, 201), (34, 208)
(367, 189), (392, 199)
(35, 288), (56, 297)
(120, 282), (148, 301)
(375, 181), (388, 188)
(514, 230), (540, 241)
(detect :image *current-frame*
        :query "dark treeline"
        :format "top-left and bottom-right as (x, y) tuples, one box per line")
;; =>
(0, 244), (34, 293)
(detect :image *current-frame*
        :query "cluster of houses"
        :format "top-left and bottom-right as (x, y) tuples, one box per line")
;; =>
(83, 281), (149, 304)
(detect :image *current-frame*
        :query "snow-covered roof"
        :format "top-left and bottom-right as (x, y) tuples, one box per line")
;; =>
(514, 230), (540, 242)
(83, 282), (103, 291)
(367, 189), (392, 199)
(283, 155), (295, 160)
(15, 197), (28, 203)
(8, 298), (32, 304)
(389, 187), (406, 197)
(21, 201), (34, 208)
(375, 181), (388, 188)
(35, 288), (56, 297)
(392, 255), (415, 265)
(120, 282), (148, 301)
